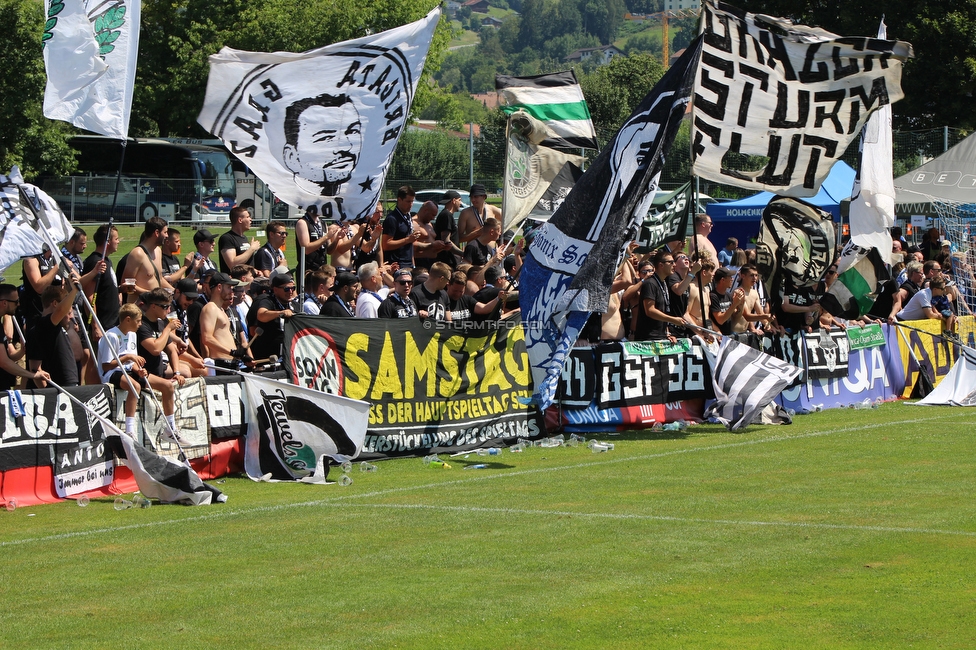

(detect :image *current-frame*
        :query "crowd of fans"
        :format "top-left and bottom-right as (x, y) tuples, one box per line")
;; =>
(0, 189), (969, 435)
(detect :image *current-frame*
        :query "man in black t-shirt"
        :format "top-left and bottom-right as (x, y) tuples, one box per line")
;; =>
(28, 280), (82, 387)
(0, 284), (50, 389)
(434, 190), (464, 267)
(463, 218), (502, 267)
(378, 270), (419, 319)
(253, 221), (287, 277)
(410, 262), (451, 320)
(382, 186), (420, 269)
(247, 273), (297, 360)
(633, 250), (684, 341)
(137, 288), (182, 378)
(445, 271), (476, 323)
(218, 206), (260, 273)
(708, 268), (739, 336)
(320, 272), (359, 317)
(83, 224), (121, 333)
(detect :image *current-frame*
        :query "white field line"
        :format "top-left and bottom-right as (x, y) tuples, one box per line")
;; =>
(2, 412), (974, 548)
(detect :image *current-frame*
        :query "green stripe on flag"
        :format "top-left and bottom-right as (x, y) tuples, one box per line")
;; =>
(838, 266), (875, 315)
(502, 101), (592, 122)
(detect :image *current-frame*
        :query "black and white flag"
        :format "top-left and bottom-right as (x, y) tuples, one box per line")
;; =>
(116, 432), (227, 505)
(703, 337), (803, 431)
(755, 196), (836, 300)
(802, 328), (850, 380)
(197, 9), (440, 220)
(692, 1), (912, 197)
(243, 375), (369, 483)
(0, 167), (74, 273)
(519, 39), (701, 409)
(634, 182), (692, 253)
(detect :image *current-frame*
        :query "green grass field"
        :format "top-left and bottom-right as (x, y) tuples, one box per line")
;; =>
(2, 403), (975, 648)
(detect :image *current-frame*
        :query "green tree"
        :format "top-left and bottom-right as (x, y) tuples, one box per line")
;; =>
(388, 128), (470, 185)
(135, 0), (451, 137)
(581, 0), (626, 44)
(0, 0), (76, 177)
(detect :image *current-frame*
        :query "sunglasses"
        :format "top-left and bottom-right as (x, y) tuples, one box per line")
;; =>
(1, 297), (18, 304)
(397, 280), (413, 286)
(279, 285), (297, 292)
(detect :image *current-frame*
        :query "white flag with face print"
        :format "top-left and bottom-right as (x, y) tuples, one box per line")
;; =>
(198, 9), (440, 221)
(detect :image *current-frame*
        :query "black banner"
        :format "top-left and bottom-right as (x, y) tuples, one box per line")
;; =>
(593, 339), (714, 409)
(803, 328), (850, 380)
(284, 316), (544, 457)
(0, 385), (114, 472)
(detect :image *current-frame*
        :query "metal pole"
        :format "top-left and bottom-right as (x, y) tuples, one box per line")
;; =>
(469, 123), (474, 188)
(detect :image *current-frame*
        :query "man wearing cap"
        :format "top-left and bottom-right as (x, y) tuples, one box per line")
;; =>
(248, 273), (297, 361)
(218, 207), (261, 274)
(321, 271), (360, 317)
(170, 278), (207, 374)
(185, 228), (218, 281)
(253, 221), (287, 278)
(201, 272), (248, 368)
(378, 270), (419, 319)
(458, 184), (501, 245)
(435, 190), (464, 267)
(382, 185), (423, 269)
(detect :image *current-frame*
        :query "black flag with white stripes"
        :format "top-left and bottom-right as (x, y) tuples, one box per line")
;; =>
(703, 337), (803, 431)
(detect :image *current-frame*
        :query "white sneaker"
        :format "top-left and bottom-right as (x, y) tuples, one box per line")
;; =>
(161, 428), (192, 447)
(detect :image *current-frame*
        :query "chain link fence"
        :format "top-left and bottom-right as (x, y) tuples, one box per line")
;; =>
(382, 122), (968, 204)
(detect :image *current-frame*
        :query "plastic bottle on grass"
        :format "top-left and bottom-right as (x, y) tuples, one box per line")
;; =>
(463, 464), (489, 470)
(132, 494), (152, 509)
(113, 497), (133, 511)
(475, 448), (501, 456)
(510, 442), (526, 453)
(4, 498), (17, 512)
(338, 474), (353, 486)
(360, 462), (378, 473)
(340, 460), (353, 473)
(423, 455), (451, 469)
(76, 496), (90, 507)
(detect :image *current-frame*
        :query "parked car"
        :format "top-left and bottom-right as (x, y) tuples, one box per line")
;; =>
(411, 189), (470, 214)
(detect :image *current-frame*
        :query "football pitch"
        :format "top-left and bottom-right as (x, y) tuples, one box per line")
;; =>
(2, 403), (975, 648)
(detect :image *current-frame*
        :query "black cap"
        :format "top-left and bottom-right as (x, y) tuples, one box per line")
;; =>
(394, 269), (413, 281)
(209, 272), (241, 288)
(175, 278), (200, 298)
(271, 273), (295, 288)
(441, 190), (462, 203)
(469, 183), (487, 197)
(193, 229), (215, 245)
(333, 271), (359, 290)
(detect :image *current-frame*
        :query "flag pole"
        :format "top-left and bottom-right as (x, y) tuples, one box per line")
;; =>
(33, 220), (183, 447)
(100, 139), (127, 267)
(690, 179), (709, 333)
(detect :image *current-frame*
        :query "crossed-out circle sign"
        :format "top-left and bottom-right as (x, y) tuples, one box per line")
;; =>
(288, 327), (343, 395)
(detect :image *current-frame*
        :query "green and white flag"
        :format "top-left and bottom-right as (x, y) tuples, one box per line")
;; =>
(496, 71), (598, 150)
(502, 110), (583, 232)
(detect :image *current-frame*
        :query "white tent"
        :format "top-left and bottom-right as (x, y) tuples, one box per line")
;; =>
(894, 132), (976, 216)
(914, 347), (976, 406)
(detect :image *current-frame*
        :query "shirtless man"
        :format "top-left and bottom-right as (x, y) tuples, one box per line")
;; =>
(328, 219), (367, 272)
(727, 264), (769, 334)
(412, 201), (450, 270)
(200, 272), (248, 369)
(121, 217), (171, 298)
(684, 259), (716, 336)
(457, 184), (501, 245)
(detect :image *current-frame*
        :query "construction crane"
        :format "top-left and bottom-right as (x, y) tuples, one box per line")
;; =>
(645, 7), (700, 67)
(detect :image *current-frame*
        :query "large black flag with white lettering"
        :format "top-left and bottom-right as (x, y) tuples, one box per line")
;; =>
(692, 1), (912, 197)
(520, 39), (702, 409)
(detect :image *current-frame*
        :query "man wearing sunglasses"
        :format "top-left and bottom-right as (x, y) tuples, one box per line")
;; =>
(634, 250), (686, 341)
(248, 273), (297, 360)
(378, 270), (419, 319)
(0, 285), (50, 389)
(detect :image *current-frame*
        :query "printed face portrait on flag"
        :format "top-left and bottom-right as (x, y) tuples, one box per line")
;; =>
(198, 9), (440, 221)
